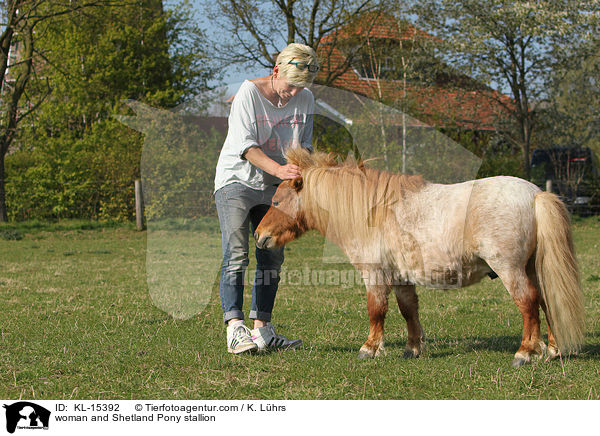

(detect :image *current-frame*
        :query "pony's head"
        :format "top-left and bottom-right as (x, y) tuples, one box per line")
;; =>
(255, 176), (306, 249)
(255, 148), (337, 249)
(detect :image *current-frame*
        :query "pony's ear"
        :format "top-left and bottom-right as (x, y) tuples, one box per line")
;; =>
(291, 176), (303, 192)
(358, 160), (366, 173)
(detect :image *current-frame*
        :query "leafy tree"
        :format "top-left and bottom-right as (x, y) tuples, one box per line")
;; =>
(419, 0), (599, 178)
(533, 35), (600, 205)
(0, 0), (128, 221)
(200, 0), (396, 85)
(4, 0), (215, 220)
(540, 37), (600, 154)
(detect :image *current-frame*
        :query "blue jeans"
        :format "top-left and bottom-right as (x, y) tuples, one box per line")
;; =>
(215, 183), (285, 323)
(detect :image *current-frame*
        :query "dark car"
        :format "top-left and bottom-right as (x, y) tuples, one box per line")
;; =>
(530, 147), (599, 215)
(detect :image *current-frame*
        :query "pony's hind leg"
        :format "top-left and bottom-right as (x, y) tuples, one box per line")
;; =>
(527, 266), (559, 360)
(393, 284), (425, 358)
(497, 268), (546, 367)
(540, 299), (560, 360)
(358, 284), (389, 359)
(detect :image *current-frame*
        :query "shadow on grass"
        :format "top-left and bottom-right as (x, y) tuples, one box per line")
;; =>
(424, 335), (522, 358)
(320, 337), (521, 357)
(321, 331), (600, 360)
(578, 330), (600, 360)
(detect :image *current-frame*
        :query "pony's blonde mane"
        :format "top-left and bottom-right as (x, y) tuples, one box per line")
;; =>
(286, 148), (340, 170)
(286, 148), (427, 243)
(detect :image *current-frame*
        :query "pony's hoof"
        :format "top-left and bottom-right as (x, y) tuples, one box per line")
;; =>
(357, 349), (375, 359)
(511, 356), (529, 368)
(547, 345), (560, 360)
(403, 349), (419, 359)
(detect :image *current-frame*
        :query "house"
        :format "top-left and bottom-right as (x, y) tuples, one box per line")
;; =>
(315, 12), (511, 135)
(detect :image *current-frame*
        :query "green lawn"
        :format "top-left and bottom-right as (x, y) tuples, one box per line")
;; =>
(0, 217), (599, 400)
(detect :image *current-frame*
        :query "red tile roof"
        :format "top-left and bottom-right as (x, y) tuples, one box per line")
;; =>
(316, 13), (510, 131)
(320, 11), (431, 44)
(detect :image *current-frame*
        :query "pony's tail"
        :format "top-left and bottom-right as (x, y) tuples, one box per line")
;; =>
(534, 192), (585, 353)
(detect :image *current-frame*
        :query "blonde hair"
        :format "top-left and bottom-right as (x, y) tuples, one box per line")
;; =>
(276, 43), (319, 88)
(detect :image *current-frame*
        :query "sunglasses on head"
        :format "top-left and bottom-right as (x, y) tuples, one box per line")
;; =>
(288, 61), (319, 73)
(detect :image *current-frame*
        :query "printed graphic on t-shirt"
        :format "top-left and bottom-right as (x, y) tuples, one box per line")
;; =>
(256, 114), (306, 155)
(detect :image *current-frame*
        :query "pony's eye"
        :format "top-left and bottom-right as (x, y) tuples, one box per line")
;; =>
(272, 201), (280, 207)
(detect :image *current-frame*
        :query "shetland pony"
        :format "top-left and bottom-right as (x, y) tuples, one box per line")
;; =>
(254, 149), (585, 367)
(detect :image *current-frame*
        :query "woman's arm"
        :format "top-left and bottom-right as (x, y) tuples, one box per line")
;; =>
(244, 147), (301, 180)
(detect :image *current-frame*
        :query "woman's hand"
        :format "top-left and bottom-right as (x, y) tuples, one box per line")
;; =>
(244, 147), (302, 180)
(274, 164), (301, 180)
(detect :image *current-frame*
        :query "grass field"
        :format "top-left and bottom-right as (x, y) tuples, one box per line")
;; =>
(0, 217), (599, 400)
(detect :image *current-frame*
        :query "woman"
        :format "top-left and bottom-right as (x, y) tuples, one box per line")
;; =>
(214, 43), (319, 354)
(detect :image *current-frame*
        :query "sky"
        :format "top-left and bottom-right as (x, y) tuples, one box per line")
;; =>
(171, 0), (274, 86)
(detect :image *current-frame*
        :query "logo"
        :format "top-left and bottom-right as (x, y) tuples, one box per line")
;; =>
(3, 402), (51, 434)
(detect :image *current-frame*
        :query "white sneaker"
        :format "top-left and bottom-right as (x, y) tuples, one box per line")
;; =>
(227, 321), (258, 354)
(251, 323), (303, 351)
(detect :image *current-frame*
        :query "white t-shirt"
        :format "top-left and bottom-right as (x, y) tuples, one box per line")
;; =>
(214, 80), (314, 192)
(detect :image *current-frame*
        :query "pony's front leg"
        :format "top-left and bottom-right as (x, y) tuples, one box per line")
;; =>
(393, 284), (425, 358)
(358, 284), (389, 359)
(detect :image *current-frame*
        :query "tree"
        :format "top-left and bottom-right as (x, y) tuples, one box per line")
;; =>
(541, 36), (600, 154)
(3, 0), (215, 221)
(0, 0), (125, 221)
(201, 0), (395, 85)
(1, 1), (41, 222)
(533, 35), (600, 205)
(419, 0), (599, 178)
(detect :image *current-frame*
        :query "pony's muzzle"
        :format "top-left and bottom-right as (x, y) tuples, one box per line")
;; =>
(254, 231), (274, 250)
